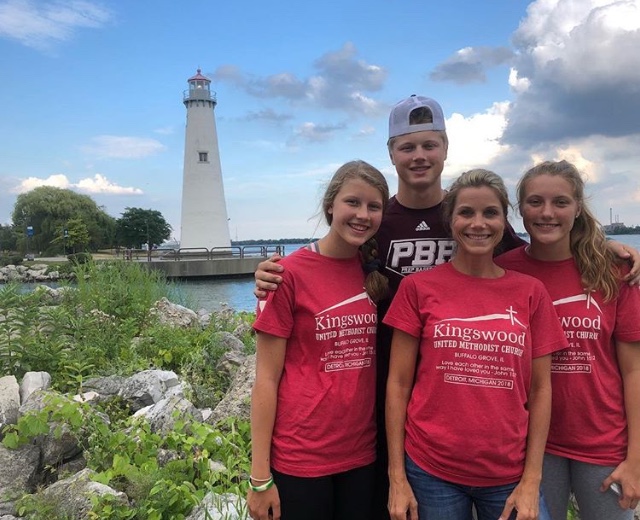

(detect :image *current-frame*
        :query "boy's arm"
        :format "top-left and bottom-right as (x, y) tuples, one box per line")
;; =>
(607, 241), (640, 285)
(254, 255), (284, 298)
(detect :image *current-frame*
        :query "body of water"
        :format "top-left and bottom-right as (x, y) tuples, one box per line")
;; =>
(173, 243), (308, 313)
(175, 235), (640, 313)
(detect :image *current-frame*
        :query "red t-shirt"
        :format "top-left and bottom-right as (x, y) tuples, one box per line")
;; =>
(384, 262), (567, 486)
(496, 246), (640, 465)
(374, 197), (526, 409)
(253, 247), (377, 477)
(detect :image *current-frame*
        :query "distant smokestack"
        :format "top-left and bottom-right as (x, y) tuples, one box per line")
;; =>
(610, 207), (613, 225)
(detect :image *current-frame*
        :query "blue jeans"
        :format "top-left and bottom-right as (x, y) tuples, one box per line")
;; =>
(405, 454), (551, 520)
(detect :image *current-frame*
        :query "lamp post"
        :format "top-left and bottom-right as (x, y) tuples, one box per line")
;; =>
(26, 225), (34, 260)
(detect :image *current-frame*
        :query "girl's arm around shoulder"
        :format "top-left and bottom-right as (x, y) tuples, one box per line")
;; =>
(601, 340), (640, 511)
(248, 333), (287, 520)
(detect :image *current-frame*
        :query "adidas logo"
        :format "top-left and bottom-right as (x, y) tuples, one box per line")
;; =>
(415, 221), (431, 231)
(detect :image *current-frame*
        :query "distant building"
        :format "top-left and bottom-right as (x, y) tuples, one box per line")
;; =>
(179, 69), (231, 250)
(604, 207), (625, 234)
(603, 222), (626, 234)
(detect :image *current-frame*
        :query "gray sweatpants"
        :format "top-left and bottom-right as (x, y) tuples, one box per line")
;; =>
(542, 453), (632, 520)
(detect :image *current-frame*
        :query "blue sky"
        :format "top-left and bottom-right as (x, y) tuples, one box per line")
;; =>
(2, 0), (639, 241)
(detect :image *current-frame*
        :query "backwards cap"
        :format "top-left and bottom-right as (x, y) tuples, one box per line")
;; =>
(388, 95), (446, 139)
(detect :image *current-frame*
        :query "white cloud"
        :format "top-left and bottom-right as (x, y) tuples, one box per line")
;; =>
(81, 135), (166, 159)
(353, 125), (376, 139)
(212, 42), (388, 115)
(75, 174), (143, 194)
(289, 122), (346, 144)
(0, 0), (112, 50)
(508, 67), (530, 94)
(444, 102), (511, 179)
(505, 0), (640, 145)
(154, 126), (174, 135)
(430, 46), (514, 84)
(12, 173), (71, 192)
(11, 173), (143, 195)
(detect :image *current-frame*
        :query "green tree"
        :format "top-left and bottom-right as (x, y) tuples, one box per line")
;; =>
(51, 218), (91, 253)
(11, 187), (116, 255)
(0, 224), (18, 252)
(116, 208), (172, 249)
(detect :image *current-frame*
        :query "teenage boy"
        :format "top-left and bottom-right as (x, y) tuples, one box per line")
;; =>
(253, 95), (640, 519)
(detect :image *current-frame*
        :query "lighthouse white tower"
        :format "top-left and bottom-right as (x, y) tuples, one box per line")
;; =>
(179, 69), (231, 249)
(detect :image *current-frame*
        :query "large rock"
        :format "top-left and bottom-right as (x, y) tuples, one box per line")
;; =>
(19, 371), (52, 404)
(84, 370), (180, 411)
(119, 370), (181, 410)
(212, 331), (246, 354)
(19, 391), (82, 467)
(134, 395), (203, 435)
(0, 376), (20, 431)
(0, 444), (41, 515)
(41, 468), (128, 519)
(83, 374), (127, 396)
(152, 297), (199, 328)
(207, 354), (255, 425)
(185, 492), (247, 520)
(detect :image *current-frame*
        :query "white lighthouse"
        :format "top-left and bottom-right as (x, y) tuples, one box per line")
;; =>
(179, 69), (231, 250)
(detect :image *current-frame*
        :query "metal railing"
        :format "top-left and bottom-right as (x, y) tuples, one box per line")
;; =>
(119, 244), (286, 262)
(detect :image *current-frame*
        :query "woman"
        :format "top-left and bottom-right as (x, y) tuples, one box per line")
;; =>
(247, 160), (389, 520)
(496, 160), (640, 520)
(384, 169), (567, 520)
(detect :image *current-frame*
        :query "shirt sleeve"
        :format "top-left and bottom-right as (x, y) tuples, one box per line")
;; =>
(382, 277), (423, 338)
(253, 271), (296, 339)
(614, 271), (640, 342)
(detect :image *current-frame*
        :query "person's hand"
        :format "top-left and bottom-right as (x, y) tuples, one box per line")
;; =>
(499, 479), (539, 520)
(388, 478), (419, 520)
(254, 255), (284, 299)
(248, 485), (281, 520)
(601, 459), (640, 510)
(608, 240), (640, 285)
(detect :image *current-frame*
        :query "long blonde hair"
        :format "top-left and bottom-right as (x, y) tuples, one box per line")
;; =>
(517, 160), (621, 301)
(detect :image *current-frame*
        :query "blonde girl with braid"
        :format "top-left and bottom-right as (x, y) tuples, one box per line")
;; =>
(248, 160), (388, 520)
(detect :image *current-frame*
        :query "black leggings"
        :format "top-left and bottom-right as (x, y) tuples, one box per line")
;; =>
(272, 463), (375, 520)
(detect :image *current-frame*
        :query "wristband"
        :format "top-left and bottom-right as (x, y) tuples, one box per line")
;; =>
(250, 476), (274, 492)
(249, 474), (273, 482)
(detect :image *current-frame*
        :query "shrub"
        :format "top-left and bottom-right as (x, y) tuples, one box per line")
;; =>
(0, 254), (23, 267)
(67, 252), (93, 265)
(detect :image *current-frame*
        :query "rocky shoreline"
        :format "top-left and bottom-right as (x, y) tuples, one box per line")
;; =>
(0, 285), (255, 519)
(0, 263), (69, 284)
